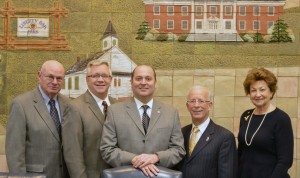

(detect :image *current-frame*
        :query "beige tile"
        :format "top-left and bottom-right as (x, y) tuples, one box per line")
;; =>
(214, 117), (234, 133)
(154, 97), (173, 106)
(155, 76), (173, 97)
(156, 70), (173, 76)
(173, 96), (190, 117)
(234, 117), (240, 137)
(180, 116), (192, 128)
(193, 76), (215, 94)
(234, 96), (253, 117)
(213, 96), (234, 117)
(297, 139), (300, 160)
(215, 76), (235, 96)
(0, 135), (5, 155)
(173, 70), (195, 76)
(297, 159), (300, 178)
(235, 68), (251, 77)
(0, 155), (8, 172)
(235, 76), (246, 96)
(277, 97), (298, 118)
(277, 77), (298, 97)
(297, 118), (300, 139)
(173, 76), (193, 96)
(291, 117), (297, 140)
(194, 69), (215, 76)
(289, 159), (296, 178)
(278, 67), (299, 76)
(265, 67), (278, 76)
(215, 68), (236, 76)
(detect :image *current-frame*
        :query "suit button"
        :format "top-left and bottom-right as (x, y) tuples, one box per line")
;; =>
(143, 140), (145, 143)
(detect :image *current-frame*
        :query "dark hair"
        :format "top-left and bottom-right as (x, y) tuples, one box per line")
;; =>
(131, 65), (156, 81)
(243, 67), (277, 99)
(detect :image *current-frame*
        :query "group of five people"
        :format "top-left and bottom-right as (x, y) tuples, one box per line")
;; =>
(5, 60), (294, 178)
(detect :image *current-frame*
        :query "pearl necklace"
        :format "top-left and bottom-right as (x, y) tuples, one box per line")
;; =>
(244, 109), (268, 146)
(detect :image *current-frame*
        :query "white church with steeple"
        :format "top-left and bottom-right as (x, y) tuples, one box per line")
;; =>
(60, 21), (137, 99)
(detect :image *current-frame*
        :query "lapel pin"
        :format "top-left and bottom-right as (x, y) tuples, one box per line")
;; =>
(157, 110), (160, 114)
(206, 137), (209, 142)
(244, 115), (250, 121)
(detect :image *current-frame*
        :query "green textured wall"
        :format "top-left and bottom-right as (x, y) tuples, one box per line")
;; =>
(0, 0), (299, 175)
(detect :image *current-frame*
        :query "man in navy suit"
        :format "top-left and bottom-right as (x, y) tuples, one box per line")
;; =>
(179, 85), (237, 178)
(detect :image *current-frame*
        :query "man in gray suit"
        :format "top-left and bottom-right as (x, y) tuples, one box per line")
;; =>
(100, 64), (185, 177)
(179, 85), (237, 178)
(62, 60), (118, 178)
(5, 60), (69, 178)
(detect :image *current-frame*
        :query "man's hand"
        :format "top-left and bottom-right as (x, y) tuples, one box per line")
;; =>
(140, 163), (159, 177)
(132, 153), (159, 168)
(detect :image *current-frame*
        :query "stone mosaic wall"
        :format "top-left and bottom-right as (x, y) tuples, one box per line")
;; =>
(0, 0), (299, 176)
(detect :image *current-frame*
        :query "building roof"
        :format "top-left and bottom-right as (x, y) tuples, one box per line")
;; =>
(65, 51), (106, 75)
(100, 20), (118, 40)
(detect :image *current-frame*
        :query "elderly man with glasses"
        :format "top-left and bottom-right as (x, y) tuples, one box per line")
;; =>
(6, 60), (70, 178)
(177, 85), (237, 178)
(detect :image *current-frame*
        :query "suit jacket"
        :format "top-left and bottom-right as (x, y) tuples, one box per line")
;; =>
(100, 98), (185, 168)
(5, 87), (70, 178)
(179, 120), (237, 178)
(62, 91), (118, 178)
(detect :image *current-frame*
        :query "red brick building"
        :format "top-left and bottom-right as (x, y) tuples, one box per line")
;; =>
(143, 0), (285, 41)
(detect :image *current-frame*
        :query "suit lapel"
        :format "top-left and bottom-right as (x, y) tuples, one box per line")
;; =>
(126, 98), (145, 135)
(84, 91), (106, 126)
(32, 88), (61, 142)
(188, 120), (215, 161)
(147, 99), (161, 134)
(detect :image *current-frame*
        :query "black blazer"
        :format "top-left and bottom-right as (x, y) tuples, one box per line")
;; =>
(179, 120), (237, 178)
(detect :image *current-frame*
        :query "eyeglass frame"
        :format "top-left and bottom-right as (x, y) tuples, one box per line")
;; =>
(87, 73), (112, 80)
(40, 72), (64, 83)
(186, 99), (211, 105)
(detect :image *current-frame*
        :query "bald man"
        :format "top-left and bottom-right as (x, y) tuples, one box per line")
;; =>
(6, 60), (70, 178)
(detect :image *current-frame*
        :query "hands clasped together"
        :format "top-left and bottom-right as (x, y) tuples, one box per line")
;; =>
(132, 153), (160, 177)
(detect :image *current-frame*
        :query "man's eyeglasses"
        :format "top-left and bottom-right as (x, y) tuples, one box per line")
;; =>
(87, 74), (111, 79)
(41, 73), (64, 83)
(187, 99), (211, 105)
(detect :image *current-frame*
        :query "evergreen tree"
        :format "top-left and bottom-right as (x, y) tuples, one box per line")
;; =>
(270, 19), (292, 42)
(136, 21), (151, 40)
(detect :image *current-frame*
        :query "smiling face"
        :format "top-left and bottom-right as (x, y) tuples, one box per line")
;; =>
(186, 86), (212, 126)
(249, 80), (273, 109)
(86, 63), (112, 100)
(131, 65), (156, 104)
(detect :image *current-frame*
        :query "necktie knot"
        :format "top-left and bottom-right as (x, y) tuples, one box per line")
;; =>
(49, 99), (55, 107)
(193, 127), (200, 133)
(142, 105), (149, 111)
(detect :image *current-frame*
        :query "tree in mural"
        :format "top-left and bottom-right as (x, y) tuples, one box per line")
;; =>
(136, 21), (151, 40)
(270, 19), (292, 42)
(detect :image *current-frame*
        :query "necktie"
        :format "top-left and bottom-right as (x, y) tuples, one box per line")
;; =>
(141, 105), (150, 134)
(49, 99), (61, 137)
(102, 101), (108, 118)
(189, 127), (200, 156)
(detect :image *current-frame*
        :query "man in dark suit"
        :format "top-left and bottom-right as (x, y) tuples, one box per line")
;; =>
(5, 60), (69, 178)
(62, 60), (118, 178)
(179, 85), (237, 178)
(100, 65), (185, 177)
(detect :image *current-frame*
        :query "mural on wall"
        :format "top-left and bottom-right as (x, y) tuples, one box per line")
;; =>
(0, 1), (70, 50)
(137, 0), (294, 42)
(61, 21), (137, 99)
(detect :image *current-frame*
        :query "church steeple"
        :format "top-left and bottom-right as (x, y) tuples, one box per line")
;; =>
(101, 21), (118, 51)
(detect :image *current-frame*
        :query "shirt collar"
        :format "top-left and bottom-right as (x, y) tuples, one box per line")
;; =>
(88, 89), (110, 105)
(134, 97), (153, 110)
(38, 85), (58, 104)
(193, 117), (210, 134)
